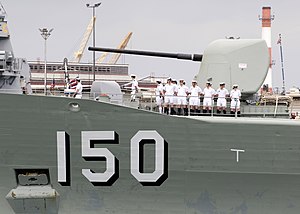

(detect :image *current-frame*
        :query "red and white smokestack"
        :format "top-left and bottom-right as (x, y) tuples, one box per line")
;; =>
(260, 6), (274, 92)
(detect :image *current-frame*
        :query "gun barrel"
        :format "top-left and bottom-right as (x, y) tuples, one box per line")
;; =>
(88, 47), (203, 62)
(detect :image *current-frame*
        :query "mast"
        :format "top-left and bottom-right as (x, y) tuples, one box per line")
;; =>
(277, 34), (286, 95)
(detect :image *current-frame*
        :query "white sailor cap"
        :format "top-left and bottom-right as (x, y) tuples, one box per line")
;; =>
(156, 79), (162, 83)
(167, 77), (172, 81)
(206, 81), (212, 85)
(192, 80), (197, 83)
(179, 79), (184, 82)
(219, 82), (225, 85)
(232, 84), (238, 88)
(172, 79), (177, 82)
(131, 74), (136, 77)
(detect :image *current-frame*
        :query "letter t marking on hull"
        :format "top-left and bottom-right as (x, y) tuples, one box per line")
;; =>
(230, 149), (245, 162)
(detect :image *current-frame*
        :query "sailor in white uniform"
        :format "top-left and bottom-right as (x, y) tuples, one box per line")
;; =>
(20, 76), (26, 94)
(73, 77), (83, 99)
(230, 84), (241, 114)
(163, 77), (177, 115)
(130, 74), (139, 102)
(155, 80), (164, 114)
(176, 79), (189, 115)
(172, 79), (178, 110)
(189, 80), (202, 115)
(202, 82), (215, 114)
(216, 82), (229, 114)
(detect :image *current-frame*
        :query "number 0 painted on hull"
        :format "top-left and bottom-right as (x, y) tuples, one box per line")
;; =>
(131, 131), (168, 186)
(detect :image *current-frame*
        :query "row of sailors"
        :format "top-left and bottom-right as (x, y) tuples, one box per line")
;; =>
(155, 78), (241, 115)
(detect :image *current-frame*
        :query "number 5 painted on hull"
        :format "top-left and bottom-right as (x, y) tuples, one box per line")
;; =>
(81, 131), (119, 186)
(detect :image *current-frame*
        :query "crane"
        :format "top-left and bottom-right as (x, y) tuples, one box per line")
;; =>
(96, 52), (109, 63)
(96, 32), (133, 64)
(72, 16), (95, 63)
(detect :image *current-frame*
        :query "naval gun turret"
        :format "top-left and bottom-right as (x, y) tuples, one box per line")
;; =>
(89, 39), (269, 97)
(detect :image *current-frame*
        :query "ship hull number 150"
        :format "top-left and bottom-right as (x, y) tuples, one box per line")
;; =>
(57, 130), (168, 186)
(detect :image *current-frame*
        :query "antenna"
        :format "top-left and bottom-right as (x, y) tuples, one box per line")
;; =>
(0, 2), (7, 16)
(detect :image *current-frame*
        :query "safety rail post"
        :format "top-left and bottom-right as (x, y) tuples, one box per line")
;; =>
(150, 94), (153, 112)
(211, 97), (214, 117)
(274, 96), (279, 118)
(263, 99), (266, 118)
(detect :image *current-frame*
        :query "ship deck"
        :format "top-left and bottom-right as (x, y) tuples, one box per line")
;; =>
(184, 115), (300, 125)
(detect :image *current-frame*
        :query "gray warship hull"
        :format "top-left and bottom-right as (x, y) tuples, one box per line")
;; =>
(1, 93), (300, 213)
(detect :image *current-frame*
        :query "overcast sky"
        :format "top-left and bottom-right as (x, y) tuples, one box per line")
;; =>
(1, 0), (299, 90)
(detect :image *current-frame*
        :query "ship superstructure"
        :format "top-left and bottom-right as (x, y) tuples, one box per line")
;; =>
(0, 9), (31, 94)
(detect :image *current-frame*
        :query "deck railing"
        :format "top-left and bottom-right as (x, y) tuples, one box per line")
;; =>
(28, 89), (289, 118)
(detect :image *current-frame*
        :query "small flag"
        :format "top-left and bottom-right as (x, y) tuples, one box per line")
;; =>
(277, 34), (282, 45)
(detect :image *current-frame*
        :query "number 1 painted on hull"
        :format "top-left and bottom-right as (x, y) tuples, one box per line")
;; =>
(57, 131), (70, 186)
